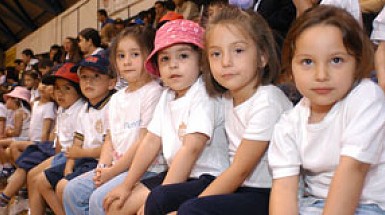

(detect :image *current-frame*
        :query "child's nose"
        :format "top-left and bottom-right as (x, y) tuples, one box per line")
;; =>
(315, 64), (329, 81)
(221, 52), (232, 67)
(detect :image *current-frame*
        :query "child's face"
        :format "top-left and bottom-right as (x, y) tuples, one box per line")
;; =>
(54, 79), (80, 108)
(207, 25), (262, 94)
(6, 97), (18, 110)
(64, 39), (72, 52)
(116, 37), (146, 84)
(78, 35), (92, 54)
(158, 44), (201, 98)
(292, 24), (356, 113)
(23, 75), (37, 89)
(79, 68), (115, 105)
(38, 82), (53, 100)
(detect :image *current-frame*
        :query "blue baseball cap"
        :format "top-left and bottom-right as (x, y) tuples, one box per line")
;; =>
(71, 55), (110, 76)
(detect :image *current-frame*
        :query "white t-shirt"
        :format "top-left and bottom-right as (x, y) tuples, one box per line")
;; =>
(321, 0), (362, 24)
(269, 79), (385, 210)
(54, 99), (85, 151)
(225, 85), (292, 188)
(16, 106), (30, 139)
(0, 103), (7, 119)
(75, 93), (112, 149)
(30, 89), (40, 104)
(29, 101), (56, 141)
(148, 77), (229, 178)
(26, 58), (39, 71)
(107, 81), (166, 172)
(371, 8), (385, 43)
(91, 47), (104, 56)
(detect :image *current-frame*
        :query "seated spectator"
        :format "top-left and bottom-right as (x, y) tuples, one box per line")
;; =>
(154, 1), (168, 27)
(114, 18), (125, 34)
(98, 9), (114, 29)
(22, 49), (39, 71)
(100, 23), (118, 47)
(63, 37), (83, 64)
(78, 28), (104, 58)
(173, 0), (200, 20)
(38, 59), (54, 76)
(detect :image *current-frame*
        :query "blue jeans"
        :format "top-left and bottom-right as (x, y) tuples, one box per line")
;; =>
(300, 197), (385, 215)
(63, 170), (157, 215)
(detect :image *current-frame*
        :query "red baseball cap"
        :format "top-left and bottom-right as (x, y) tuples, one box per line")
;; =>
(43, 63), (79, 85)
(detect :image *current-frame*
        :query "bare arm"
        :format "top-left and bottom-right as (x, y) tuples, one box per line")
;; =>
(200, 139), (269, 196)
(64, 137), (83, 176)
(270, 176), (299, 215)
(8, 110), (24, 137)
(98, 130), (113, 165)
(322, 156), (370, 215)
(41, 118), (54, 141)
(0, 118), (6, 138)
(108, 128), (148, 176)
(162, 133), (208, 185)
(375, 42), (385, 93)
(292, 0), (317, 16)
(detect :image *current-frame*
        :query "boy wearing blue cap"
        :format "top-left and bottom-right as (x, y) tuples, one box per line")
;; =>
(33, 55), (116, 215)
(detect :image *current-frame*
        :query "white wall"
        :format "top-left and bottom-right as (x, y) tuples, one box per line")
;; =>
(13, 0), (154, 58)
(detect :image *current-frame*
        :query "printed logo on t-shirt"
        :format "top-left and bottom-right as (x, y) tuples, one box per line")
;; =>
(95, 119), (104, 133)
(178, 122), (186, 141)
(124, 120), (142, 129)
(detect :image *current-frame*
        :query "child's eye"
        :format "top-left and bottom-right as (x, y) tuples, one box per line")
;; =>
(160, 56), (169, 63)
(301, 59), (313, 65)
(331, 57), (343, 64)
(210, 51), (221, 58)
(180, 53), (189, 59)
(132, 52), (140, 58)
(117, 54), (125, 59)
(234, 48), (244, 54)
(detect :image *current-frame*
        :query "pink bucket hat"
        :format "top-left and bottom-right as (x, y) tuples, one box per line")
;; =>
(145, 19), (205, 77)
(3, 86), (31, 103)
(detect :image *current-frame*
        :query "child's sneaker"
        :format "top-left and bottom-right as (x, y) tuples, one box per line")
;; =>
(0, 192), (10, 215)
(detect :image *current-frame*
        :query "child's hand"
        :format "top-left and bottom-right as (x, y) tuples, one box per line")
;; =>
(103, 184), (131, 212)
(93, 167), (113, 187)
(168, 212), (178, 215)
(65, 146), (83, 159)
(5, 127), (13, 137)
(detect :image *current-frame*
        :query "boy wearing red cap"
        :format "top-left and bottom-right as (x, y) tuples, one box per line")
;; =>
(0, 63), (85, 214)
(34, 56), (116, 215)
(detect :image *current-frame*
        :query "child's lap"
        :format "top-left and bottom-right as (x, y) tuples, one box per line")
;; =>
(15, 141), (55, 171)
(44, 157), (98, 190)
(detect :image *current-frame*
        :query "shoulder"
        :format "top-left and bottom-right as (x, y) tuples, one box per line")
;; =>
(346, 79), (385, 103)
(252, 85), (293, 109)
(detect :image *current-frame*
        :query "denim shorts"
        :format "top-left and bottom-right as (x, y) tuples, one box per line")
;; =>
(300, 196), (385, 215)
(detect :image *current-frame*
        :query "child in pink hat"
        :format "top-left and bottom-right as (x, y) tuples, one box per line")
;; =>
(104, 19), (229, 215)
(0, 86), (31, 179)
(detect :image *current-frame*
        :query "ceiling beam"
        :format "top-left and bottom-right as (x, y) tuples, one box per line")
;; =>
(13, 0), (38, 30)
(27, 0), (61, 15)
(0, 7), (34, 31)
(0, 1), (36, 30)
(0, 17), (18, 43)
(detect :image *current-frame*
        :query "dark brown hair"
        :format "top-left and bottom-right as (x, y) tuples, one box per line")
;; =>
(109, 25), (155, 75)
(282, 5), (374, 83)
(203, 5), (280, 96)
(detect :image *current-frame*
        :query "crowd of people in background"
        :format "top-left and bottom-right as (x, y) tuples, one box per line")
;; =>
(0, 0), (384, 214)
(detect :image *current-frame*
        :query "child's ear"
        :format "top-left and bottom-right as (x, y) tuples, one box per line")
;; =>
(260, 53), (268, 68)
(108, 77), (117, 90)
